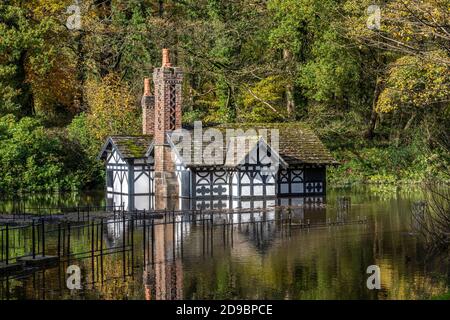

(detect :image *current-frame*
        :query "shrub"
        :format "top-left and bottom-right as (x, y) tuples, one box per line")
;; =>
(0, 114), (102, 193)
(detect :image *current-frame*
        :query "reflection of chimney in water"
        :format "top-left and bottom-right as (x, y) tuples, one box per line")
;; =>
(148, 221), (183, 300)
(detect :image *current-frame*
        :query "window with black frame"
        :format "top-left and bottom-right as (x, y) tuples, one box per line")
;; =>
(107, 170), (114, 188)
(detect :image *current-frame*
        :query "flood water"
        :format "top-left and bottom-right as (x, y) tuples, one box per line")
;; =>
(0, 186), (448, 300)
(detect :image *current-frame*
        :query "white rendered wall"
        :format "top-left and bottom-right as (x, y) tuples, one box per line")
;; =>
(134, 170), (150, 194)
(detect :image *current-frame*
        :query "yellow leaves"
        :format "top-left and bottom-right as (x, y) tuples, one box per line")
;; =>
(240, 75), (288, 122)
(27, 54), (78, 114)
(23, 0), (72, 20)
(85, 74), (140, 142)
(377, 87), (398, 113)
(242, 76), (286, 107)
(376, 53), (450, 113)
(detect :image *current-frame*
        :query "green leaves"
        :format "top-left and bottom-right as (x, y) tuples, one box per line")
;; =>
(0, 2), (69, 117)
(0, 0), (447, 191)
(241, 75), (288, 122)
(299, 29), (360, 103)
(0, 115), (100, 193)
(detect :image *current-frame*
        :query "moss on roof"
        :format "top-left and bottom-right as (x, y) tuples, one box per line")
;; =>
(109, 135), (153, 159)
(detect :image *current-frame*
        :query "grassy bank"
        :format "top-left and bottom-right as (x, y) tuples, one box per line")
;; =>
(327, 143), (448, 186)
(432, 292), (450, 300)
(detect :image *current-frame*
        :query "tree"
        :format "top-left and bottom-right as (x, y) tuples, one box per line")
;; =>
(0, 114), (98, 192)
(174, 0), (271, 123)
(0, 1), (76, 119)
(241, 76), (288, 122)
(83, 73), (141, 143)
(343, 0), (450, 141)
(377, 54), (450, 114)
(347, 0), (450, 66)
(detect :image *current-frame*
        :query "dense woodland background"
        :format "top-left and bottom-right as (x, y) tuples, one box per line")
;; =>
(0, 0), (449, 193)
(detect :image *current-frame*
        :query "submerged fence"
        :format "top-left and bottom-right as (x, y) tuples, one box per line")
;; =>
(1, 203), (366, 267)
(0, 199), (372, 299)
(0, 196), (372, 299)
(0, 204), (125, 221)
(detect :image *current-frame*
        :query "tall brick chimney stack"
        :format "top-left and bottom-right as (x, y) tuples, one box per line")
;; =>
(153, 48), (183, 145)
(141, 77), (155, 135)
(153, 48), (183, 202)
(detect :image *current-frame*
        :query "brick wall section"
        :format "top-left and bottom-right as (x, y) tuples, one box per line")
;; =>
(141, 77), (155, 135)
(141, 95), (155, 135)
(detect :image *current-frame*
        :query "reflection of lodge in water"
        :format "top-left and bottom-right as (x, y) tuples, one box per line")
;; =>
(103, 196), (326, 300)
(106, 194), (325, 212)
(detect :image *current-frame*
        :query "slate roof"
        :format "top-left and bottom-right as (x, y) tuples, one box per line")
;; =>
(99, 123), (337, 166)
(216, 123), (337, 165)
(99, 135), (153, 160)
(169, 123), (337, 167)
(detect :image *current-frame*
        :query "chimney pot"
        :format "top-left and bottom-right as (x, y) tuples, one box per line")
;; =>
(162, 48), (172, 67)
(144, 78), (151, 96)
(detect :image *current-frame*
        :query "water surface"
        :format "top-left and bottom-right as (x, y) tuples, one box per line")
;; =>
(0, 186), (448, 300)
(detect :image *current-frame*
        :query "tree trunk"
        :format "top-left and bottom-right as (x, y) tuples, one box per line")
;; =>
(403, 112), (416, 131)
(74, 31), (86, 112)
(286, 83), (295, 119)
(365, 108), (378, 140)
(159, 0), (164, 18)
(365, 76), (382, 140)
(283, 48), (295, 119)
(226, 84), (236, 122)
(17, 51), (35, 116)
(392, 111), (403, 147)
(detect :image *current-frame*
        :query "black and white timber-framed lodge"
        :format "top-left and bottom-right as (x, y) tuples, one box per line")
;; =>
(99, 49), (338, 211)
